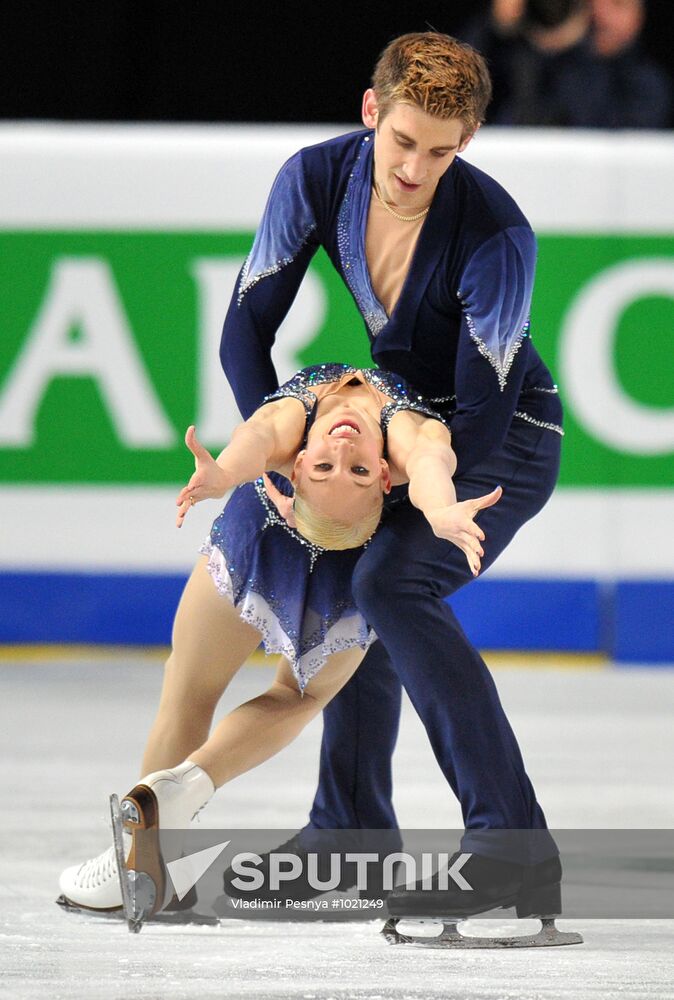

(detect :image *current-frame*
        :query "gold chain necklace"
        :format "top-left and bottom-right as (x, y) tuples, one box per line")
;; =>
(373, 182), (430, 222)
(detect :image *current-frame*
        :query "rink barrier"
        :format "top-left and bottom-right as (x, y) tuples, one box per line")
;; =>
(2, 128), (674, 666)
(2, 571), (672, 663)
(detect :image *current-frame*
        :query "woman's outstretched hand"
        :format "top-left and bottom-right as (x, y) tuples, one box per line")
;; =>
(176, 426), (232, 528)
(425, 486), (503, 577)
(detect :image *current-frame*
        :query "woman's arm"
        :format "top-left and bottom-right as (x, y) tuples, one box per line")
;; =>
(175, 398), (306, 527)
(388, 413), (501, 576)
(403, 417), (458, 505)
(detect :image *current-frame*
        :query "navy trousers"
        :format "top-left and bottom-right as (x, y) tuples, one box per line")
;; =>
(307, 419), (562, 864)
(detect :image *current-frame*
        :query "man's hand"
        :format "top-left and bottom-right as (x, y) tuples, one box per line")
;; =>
(175, 426), (232, 528)
(424, 486), (502, 576)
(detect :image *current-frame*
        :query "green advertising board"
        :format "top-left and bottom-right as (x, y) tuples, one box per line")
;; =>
(1, 231), (673, 486)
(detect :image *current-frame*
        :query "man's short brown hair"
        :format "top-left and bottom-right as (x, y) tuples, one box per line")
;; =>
(371, 32), (492, 134)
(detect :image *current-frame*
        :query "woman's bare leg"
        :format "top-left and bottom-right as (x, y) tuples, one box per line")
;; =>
(140, 556), (262, 775)
(189, 646), (365, 787)
(57, 557), (264, 910)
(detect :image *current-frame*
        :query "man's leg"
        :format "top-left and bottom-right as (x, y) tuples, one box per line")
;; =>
(308, 639), (402, 831)
(349, 423), (561, 863)
(307, 423), (560, 863)
(306, 489), (411, 837)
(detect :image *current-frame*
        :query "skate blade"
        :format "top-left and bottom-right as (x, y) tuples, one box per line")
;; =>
(55, 894), (122, 917)
(382, 916), (583, 949)
(55, 892), (218, 926)
(110, 793), (158, 933)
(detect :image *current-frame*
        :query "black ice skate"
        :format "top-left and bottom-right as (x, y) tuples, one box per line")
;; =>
(382, 852), (583, 949)
(222, 832), (359, 904)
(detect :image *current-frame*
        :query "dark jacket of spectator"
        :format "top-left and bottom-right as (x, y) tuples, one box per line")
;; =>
(462, 4), (671, 128)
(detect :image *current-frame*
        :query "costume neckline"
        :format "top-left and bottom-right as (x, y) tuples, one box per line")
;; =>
(349, 132), (456, 347)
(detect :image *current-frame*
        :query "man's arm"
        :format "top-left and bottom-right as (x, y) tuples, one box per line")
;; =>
(450, 225), (536, 476)
(220, 151), (321, 419)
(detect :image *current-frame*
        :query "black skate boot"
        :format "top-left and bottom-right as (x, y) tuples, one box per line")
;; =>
(222, 832), (359, 904)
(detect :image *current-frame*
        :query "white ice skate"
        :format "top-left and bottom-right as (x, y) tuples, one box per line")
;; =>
(58, 761), (213, 931)
(110, 761), (214, 932)
(58, 845), (124, 913)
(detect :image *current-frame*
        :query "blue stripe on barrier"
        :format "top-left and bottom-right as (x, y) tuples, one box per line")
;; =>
(1, 571), (185, 645)
(448, 579), (601, 652)
(613, 581), (674, 664)
(1, 572), (672, 662)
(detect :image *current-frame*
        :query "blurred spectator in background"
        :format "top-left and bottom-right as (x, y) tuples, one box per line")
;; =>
(588, 0), (671, 126)
(461, 0), (671, 127)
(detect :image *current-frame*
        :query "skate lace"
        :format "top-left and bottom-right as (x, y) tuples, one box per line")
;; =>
(76, 846), (118, 889)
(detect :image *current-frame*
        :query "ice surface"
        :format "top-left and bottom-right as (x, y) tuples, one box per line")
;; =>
(1, 655), (673, 1000)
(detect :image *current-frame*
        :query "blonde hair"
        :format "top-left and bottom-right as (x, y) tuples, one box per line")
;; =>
(372, 31), (492, 133)
(293, 490), (383, 550)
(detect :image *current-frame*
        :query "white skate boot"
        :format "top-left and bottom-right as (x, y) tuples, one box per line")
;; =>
(58, 845), (124, 912)
(58, 761), (214, 919)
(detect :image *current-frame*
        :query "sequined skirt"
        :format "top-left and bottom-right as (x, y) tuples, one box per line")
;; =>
(200, 477), (375, 691)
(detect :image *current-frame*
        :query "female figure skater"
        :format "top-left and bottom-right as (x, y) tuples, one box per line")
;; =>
(57, 362), (499, 919)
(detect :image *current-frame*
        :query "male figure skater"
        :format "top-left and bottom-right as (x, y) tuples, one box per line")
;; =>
(220, 31), (565, 922)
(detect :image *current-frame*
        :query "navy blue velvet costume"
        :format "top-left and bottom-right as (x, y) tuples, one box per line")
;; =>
(201, 364), (445, 692)
(220, 129), (562, 863)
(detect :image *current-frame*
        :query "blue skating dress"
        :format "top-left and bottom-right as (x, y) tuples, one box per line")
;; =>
(200, 364), (446, 692)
